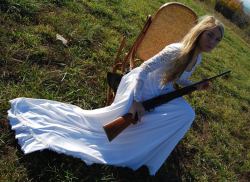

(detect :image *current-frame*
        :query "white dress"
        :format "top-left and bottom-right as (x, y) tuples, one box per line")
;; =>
(8, 43), (202, 175)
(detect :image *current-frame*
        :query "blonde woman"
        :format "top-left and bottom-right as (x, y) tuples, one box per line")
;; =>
(8, 15), (224, 175)
(132, 15), (224, 120)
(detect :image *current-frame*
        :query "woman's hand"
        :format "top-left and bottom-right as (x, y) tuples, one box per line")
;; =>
(196, 81), (211, 90)
(129, 101), (146, 123)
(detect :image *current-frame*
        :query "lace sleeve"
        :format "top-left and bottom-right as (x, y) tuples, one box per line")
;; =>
(134, 43), (181, 101)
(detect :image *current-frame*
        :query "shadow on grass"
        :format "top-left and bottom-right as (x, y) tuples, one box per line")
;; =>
(13, 140), (185, 182)
(1, 118), (186, 181)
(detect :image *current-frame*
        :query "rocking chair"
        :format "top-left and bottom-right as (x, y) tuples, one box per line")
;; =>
(107, 2), (197, 105)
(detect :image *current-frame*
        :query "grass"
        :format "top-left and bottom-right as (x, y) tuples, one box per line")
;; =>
(0, 0), (249, 181)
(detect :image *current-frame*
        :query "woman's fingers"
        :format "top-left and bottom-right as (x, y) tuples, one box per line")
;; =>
(130, 101), (145, 123)
(196, 81), (211, 90)
(136, 109), (145, 122)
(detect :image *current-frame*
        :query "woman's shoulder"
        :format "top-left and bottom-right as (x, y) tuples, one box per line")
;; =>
(169, 42), (183, 48)
(162, 42), (183, 52)
(150, 42), (182, 62)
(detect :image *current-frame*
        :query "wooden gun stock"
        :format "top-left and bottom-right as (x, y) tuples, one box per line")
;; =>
(103, 113), (137, 141)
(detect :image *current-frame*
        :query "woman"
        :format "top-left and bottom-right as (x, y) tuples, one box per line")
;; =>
(8, 15), (224, 175)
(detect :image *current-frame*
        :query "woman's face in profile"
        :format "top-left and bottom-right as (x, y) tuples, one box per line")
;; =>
(198, 26), (222, 52)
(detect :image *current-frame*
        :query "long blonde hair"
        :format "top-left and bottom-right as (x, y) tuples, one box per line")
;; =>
(161, 15), (224, 85)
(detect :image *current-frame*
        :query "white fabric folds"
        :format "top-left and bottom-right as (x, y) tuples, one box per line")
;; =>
(8, 43), (201, 175)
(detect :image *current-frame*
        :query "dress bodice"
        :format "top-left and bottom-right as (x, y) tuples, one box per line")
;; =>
(133, 43), (202, 102)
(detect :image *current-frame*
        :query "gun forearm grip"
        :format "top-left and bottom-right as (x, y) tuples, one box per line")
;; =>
(103, 113), (135, 141)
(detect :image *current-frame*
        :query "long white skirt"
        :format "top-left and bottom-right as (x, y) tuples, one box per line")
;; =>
(8, 68), (195, 175)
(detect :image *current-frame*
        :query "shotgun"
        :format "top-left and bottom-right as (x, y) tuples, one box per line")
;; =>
(103, 70), (231, 141)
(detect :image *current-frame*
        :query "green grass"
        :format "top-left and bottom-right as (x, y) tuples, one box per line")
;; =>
(0, 0), (249, 181)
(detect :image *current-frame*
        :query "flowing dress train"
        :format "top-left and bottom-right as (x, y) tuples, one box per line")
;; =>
(8, 43), (202, 175)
